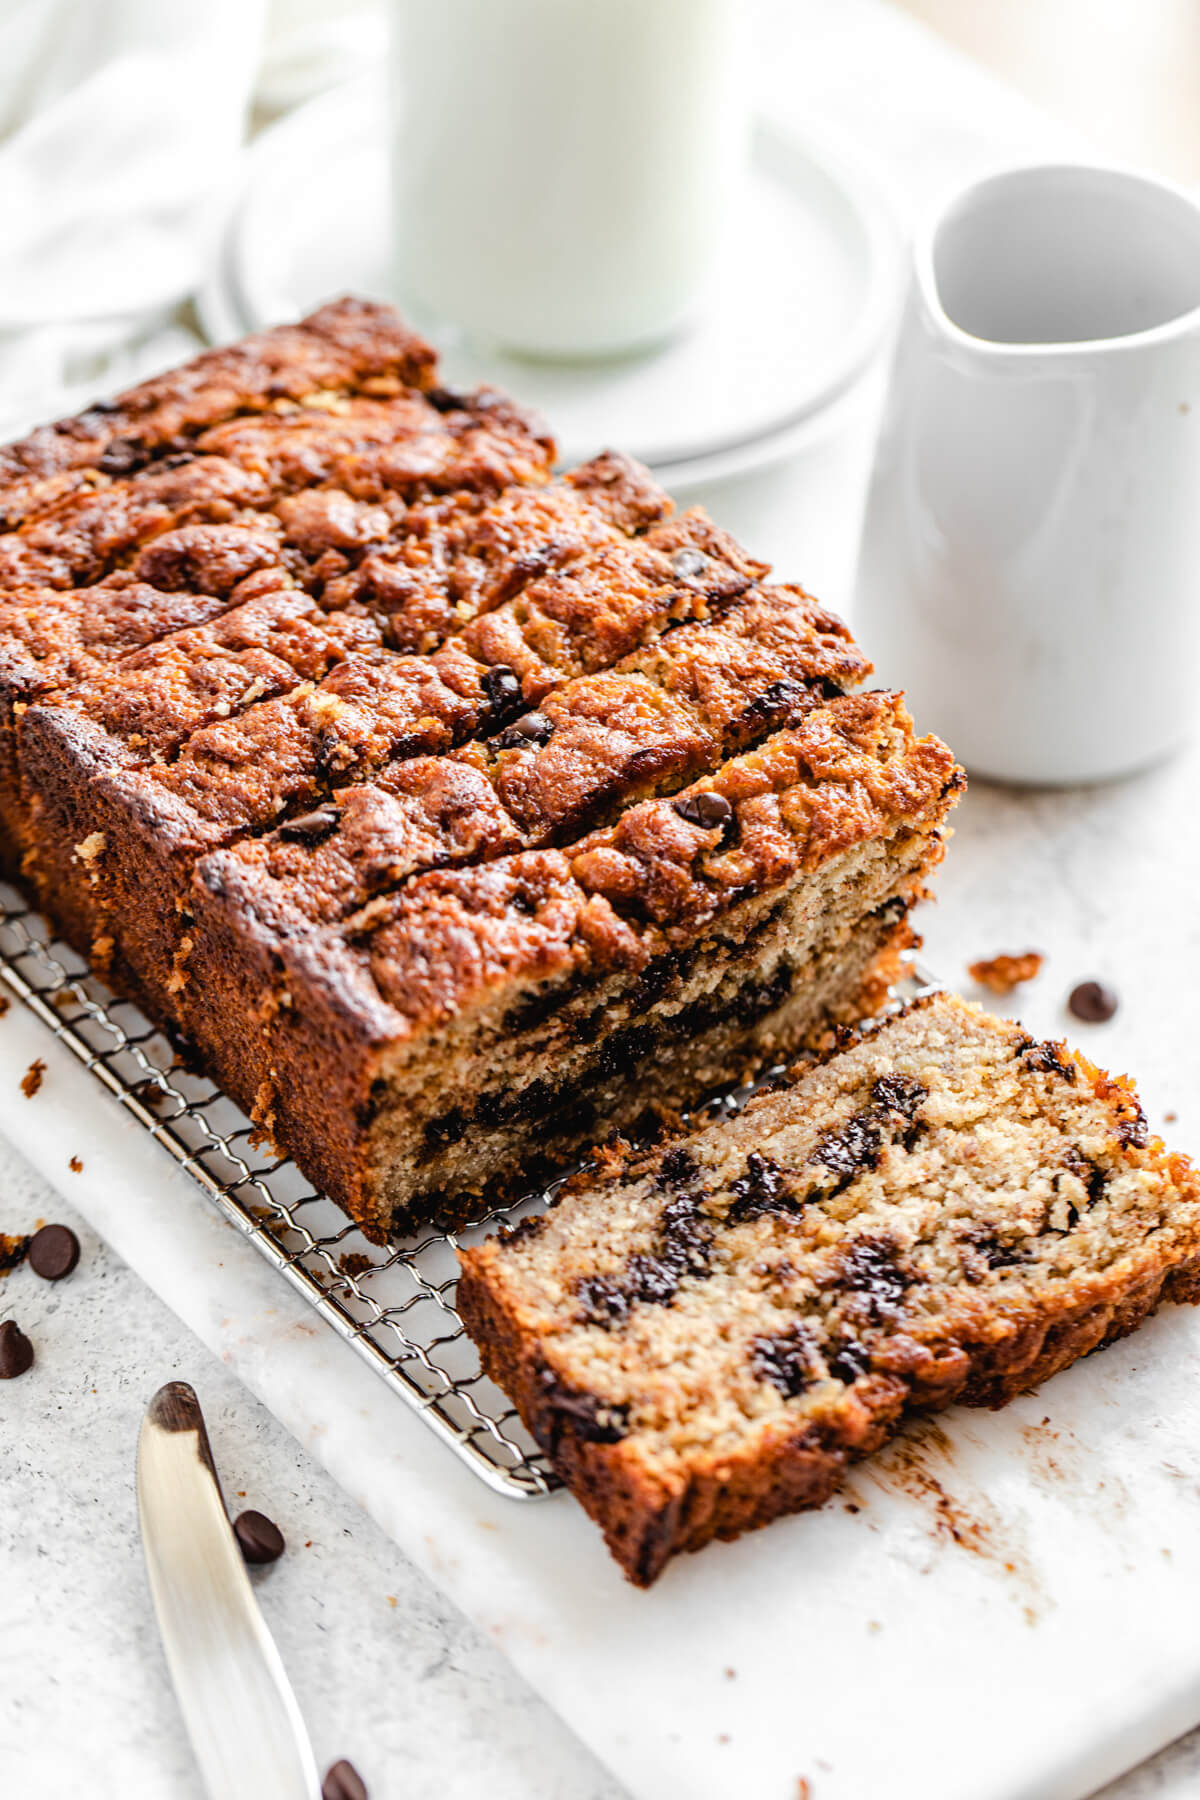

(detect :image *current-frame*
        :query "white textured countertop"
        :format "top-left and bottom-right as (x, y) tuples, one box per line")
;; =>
(5, 724), (1200, 1800)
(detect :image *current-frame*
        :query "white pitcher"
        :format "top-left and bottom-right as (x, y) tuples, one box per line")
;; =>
(854, 163), (1200, 786)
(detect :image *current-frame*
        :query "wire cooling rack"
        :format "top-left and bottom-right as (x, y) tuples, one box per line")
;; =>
(0, 879), (942, 1502)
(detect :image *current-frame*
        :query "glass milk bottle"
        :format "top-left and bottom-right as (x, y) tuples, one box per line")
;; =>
(388, 0), (745, 360)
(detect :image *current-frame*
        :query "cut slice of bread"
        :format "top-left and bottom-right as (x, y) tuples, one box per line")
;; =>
(458, 992), (1200, 1583)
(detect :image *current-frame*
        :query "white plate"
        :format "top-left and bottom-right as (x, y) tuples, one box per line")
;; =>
(199, 74), (901, 489)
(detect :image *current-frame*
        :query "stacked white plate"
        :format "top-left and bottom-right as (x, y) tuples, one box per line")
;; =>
(199, 74), (902, 489)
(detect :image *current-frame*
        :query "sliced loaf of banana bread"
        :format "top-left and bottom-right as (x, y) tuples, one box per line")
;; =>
(458, 993), (1200, 1583)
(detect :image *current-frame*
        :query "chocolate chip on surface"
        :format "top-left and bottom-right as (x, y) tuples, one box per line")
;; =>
(496, 710), (553, 749)
(277, 806), (341, 844)
(233, 1509), (286, 1565)
(322, 1759), (368, 1800)
(20, 1058), (45, 1098)
(96, 437), (147, 476)
(480, 664), (522, 714)
(673, 791), (732, 830)
(1068, 980), (1119, 1024)
(28, 1223), (80, 1282)
(670, 547), (708, 581)
(0, 1319), (34, 1378)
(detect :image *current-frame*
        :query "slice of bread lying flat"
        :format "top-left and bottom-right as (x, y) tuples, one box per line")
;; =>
(458, 992), (1200, 1583)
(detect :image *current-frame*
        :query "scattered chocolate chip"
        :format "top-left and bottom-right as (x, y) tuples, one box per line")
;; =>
(1019, 1039), (1077, 1082)
(740, 676), (808, 731)
(672, 791), (732, 831)
(727, 1152), (796, 1224)
(479, 663), (522, 723)
(278, 806), (341, 845)
(870, 1075), (928, 1121)
(810, 1114), (883, 1186)
(1067, 980), (1119, 1024)
(659, 1147), (699, 1188)
(499, 1211), (547, 1247)
(1117, 1105), (1149, 1149)
(832, 1236), (912, 1321)
(576, 1273), (632, 1326)
(751, 1323), (820, 1397)
(96, 437), (148, 476)
(68, 1155), (83, 1174)
(425, 386), (468, 414)
(827, 1337), (871, 1384)
(28, 1224), (80, 1282)
(495, 710), (553, 750)
(1063, 1146), (1107, 1208)
(974, 1235), (1031, 1271)
(19, 1058), (45, 1099)
(322, 1760), (368, 1800)
(670, 547), (708, 581)
(575, 1187), (714, 1326)
(536, 1369), (629, 1448)
(233, 1509), (285, 1565)
(0, 1319), (33, 1378)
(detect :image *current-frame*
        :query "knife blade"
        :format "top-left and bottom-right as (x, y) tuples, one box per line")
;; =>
(136, 1381), (321, 1800)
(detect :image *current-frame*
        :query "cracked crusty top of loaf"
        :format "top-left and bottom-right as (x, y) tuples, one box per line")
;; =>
(0, 302), (951, 980)
(457, 993), (1200, 1579)
(200, 687), (959, 1039)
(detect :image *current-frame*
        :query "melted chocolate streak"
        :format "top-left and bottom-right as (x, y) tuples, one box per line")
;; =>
(572, 1076), (932, 1342)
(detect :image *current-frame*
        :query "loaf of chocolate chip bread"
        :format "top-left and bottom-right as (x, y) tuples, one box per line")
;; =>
(0, 298), (961, 1237)
(458, 994), (1200, 1583)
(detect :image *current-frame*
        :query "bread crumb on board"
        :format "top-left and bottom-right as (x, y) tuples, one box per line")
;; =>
(967, 950), (1044, 995)
(20, 1058), (46, 1098)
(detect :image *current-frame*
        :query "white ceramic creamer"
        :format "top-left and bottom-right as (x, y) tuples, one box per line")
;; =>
(387, 0), (745, 360)
(854, 164), (1200, 785)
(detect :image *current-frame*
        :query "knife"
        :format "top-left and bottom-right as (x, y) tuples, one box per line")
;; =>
(136, 1381), (321, 1800)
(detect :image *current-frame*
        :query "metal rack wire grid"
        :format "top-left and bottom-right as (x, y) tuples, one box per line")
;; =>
(0, 879), (942, 1502)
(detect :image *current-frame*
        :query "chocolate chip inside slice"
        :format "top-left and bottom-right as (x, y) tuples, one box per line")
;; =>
(0, 1318), (34, 1378)
(28, 1223), (80, 1282)
(278, 806), (341, 845)
(233, 1509), (286, 1565)
(673, 791), (732, 830)
(1068, 980), (1119, 1024)
(322, 1759), (368, 1800)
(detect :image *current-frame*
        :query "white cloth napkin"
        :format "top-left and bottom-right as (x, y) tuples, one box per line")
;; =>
(0, 0), (382, 439)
